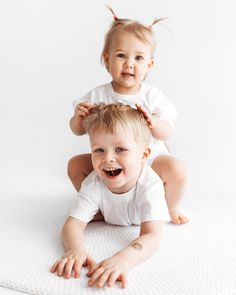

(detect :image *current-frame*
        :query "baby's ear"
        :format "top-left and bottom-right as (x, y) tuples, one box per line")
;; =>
(142, 147), (151, 161)
(103, 53), (110, 71)
(147, 58), (155, 71)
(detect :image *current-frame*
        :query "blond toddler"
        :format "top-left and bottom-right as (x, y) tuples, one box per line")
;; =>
(51, 103), (170, 288)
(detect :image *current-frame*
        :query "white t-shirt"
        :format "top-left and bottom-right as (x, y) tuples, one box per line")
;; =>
(70, 165), (170, 226)
(73, 83), (177, 161)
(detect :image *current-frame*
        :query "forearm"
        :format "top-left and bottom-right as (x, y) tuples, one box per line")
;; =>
(62, 217), (86, 251)
(69, 116), (86, 135)
(151, 116), (173, 140)
(116, 232), (162, 269)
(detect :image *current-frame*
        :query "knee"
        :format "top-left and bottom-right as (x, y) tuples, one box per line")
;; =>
(169, 159), (187, 186)
(67, 156), (79, 179)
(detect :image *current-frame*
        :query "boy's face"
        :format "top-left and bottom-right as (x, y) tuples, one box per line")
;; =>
(90, 125), (150, 194)
(104, 32), (154, 94)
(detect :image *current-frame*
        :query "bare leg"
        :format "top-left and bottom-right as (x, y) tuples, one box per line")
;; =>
(151, 155), (189, 224)
(67, 154), (104, 221)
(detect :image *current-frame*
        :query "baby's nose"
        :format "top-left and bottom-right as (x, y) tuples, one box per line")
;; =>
(103, 152), (115, 162)
(125, 58), (134, 68)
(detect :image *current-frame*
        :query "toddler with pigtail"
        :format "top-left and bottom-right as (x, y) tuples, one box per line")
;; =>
(69, 7), (188, 225)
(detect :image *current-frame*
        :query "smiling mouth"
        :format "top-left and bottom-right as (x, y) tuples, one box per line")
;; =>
(103, 168), (123, 177)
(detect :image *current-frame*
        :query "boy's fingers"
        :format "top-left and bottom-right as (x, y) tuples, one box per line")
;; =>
(57, 258), (68, 276)
(88, 267), (105, 285)
(50, 260), (60, 273)
(119, 273), (127, 288)
(73, 259), (82, 278)
(64, 258), (75, 279)
(85, 255), (96, 268)
(107, 270), (119, 287)
(87, 263), (99, 276)
(96, 270), (112, 288)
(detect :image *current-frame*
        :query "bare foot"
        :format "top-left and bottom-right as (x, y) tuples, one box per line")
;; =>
(169, 208), (189, 225)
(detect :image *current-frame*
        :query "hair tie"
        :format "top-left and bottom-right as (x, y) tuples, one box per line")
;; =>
(107, 6), (119, 21)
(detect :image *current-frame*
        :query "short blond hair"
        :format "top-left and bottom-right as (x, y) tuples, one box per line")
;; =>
(84, 103), (151, 145)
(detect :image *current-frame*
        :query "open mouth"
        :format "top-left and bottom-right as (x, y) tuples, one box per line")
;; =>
(122, 73), (134, 78)
(103, 168), (123, 177)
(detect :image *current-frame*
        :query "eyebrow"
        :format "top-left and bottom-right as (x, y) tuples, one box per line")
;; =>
(115, 49), (146, 54)
(91, 141), (126, 147)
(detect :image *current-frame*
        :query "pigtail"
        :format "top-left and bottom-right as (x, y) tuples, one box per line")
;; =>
(149, 17), (167, 28)
(107, 5), (119, 21)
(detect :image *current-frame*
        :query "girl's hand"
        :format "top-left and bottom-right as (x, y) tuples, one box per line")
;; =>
(51, 248), (96, 279)
(136, 103), (154, 128)
(87, 255), (128, 288)
(75, 102), (94, 122)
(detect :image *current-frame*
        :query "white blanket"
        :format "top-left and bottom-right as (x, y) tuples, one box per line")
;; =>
(0, 191), (235, 295)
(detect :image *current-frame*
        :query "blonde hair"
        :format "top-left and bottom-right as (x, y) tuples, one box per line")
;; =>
(84, 103), (151, 145)
(101, 7), (165, 63)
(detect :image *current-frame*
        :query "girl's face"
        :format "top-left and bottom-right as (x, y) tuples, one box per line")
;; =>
(90, 125), (150, 194)
(104, 32), (154, 94)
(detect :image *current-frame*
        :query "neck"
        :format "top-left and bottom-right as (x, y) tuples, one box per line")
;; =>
(111, 81), (141, 95)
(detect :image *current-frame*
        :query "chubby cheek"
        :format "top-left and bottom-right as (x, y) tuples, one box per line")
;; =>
(91, 157), (100, 174)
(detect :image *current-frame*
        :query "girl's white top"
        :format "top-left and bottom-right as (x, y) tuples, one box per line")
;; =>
(73, 83), (177, 160)
(70, 165), (170, 226)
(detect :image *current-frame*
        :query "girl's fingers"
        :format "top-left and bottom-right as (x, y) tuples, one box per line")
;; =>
(76, 106), (90, 115)
(79, 102), (94, 109)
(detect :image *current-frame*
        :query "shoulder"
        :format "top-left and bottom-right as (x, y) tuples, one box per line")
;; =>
(136, 165), (164, 199)
(141, 83), (162, 98)
(138, 165), (163, 186)
(73, 83), (111, 107)
(80, 171), (101, 192)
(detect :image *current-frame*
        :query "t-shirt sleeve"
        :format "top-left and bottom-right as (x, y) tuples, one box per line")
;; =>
(69, 175), (100, 223)
(139, 182), (170, 223)
(72, 91), (91, 109)
(150, 88), (177, 126)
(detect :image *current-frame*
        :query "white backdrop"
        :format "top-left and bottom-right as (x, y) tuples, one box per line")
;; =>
(0, 0), (236, 197)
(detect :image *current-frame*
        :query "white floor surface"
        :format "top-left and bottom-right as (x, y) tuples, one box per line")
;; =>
(0, 188), (235, 295)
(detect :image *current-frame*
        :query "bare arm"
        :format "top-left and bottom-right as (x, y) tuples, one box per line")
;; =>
(151, 115), (173, 140)
(136, 104), (173, 140)
(51, 217), (96, 279)
(61, 216), (87, 251)
(87, 221), (163, 288)
(116, 221), (162, 268)
(70, 102), (94, 135)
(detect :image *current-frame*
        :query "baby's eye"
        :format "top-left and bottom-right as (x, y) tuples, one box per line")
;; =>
(93, 148), (104, 153)
(135, 55), (144, 61)
(116, 147), (127, 153)
(117, 53), (126, 58)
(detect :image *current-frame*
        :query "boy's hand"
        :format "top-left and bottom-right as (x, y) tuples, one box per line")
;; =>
(51, 248), (96, 279)
(75, 102), (94, 122)
(136, 103), (154, 128)
(87, 255), (128, 288)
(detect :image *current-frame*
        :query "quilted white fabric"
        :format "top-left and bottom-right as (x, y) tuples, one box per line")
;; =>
(0, 191), (235, 295)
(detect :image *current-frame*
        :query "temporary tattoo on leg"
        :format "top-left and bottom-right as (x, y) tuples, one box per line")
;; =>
(131, 242), (143, 250)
